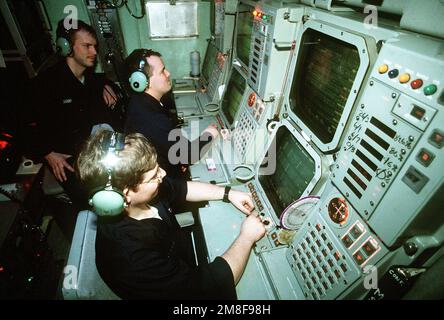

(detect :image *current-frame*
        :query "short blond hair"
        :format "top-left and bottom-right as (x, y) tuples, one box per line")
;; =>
(76, 130), (157, 194)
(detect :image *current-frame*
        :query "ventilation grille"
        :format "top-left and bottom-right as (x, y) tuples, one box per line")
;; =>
(249, 37), (264, 86)
(343, 117), (396, 199)
(207, 62), (222, 98)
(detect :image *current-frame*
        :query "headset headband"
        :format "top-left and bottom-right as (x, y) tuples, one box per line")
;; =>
(88, 131), (127, 216)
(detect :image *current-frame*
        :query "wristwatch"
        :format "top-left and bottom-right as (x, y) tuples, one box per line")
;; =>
(223, 186), (231, 203)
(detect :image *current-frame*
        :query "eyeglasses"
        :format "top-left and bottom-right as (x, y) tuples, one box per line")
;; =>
(141, 166), (163, 184)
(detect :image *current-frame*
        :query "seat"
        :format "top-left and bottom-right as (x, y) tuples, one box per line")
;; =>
(62, 210), (119, 300)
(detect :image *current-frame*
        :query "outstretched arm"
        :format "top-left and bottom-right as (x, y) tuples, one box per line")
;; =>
(186, 181), (254, 215)
(221, 214), (266, 284)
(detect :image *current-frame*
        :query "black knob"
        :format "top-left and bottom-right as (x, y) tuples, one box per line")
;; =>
(388, 69), (399, 79)
(404, 242), (418, 256)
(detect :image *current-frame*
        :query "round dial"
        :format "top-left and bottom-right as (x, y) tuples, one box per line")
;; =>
(327, 197), (349, 225)
(280, 196), (320, 231)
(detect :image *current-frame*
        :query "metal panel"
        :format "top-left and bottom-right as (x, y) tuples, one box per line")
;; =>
(147, 1), (198, 39)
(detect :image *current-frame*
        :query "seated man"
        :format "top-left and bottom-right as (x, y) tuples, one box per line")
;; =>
(76, 130), (265, 299)
(24, 19), (119, 209)
(124, 49), (219, 179)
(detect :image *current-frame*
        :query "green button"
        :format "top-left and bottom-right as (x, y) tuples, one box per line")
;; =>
(424, 84), (437, 96)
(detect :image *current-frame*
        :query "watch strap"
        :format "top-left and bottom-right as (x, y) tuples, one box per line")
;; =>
(223, 186), (231, 203)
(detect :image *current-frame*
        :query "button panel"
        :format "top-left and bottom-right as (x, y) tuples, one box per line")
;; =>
(377, 63), (439, 99)
(233, 112), (256, 161)
(352, 237), (381, 266)
(340, 221), (366, 249)
(247, 182), (280, 248)
(288, 218), (360, 300)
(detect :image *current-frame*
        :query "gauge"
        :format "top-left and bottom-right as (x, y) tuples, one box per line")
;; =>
(327, 197), (349, 225)
(280, 196), (320, 231)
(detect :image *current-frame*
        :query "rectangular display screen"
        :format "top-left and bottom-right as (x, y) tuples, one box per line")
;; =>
(202, 41), (218, 82)
(259, 127), (316, 218)
(289, 29), (360, 144)
(221, 68), (246, 125)
(236, 4), (254, 68)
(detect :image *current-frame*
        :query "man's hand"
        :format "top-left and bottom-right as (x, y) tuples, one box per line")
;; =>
(203, 124), (219, 139)
(103, 84), (118, 109)
(239, 214), (266, 243)
(228, 190), (255, 215)
(44, 152), (74, 182)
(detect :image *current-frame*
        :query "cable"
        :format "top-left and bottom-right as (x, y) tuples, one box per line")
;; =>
(124, 0), (146, 19)
(111, 0), (125, 8)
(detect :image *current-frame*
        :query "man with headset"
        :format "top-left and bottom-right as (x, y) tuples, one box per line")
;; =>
(124, 49), (219, 179)
(76, 130), (266, 299)
(25, 19), (119, 208)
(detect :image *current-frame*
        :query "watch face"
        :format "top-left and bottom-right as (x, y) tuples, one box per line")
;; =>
(280, 196), (320, 230)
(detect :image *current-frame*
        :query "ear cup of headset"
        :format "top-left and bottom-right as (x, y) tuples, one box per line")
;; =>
(56, 19), (72, 57)
(89, 188), (125, 216)
(56, 36), (71, 57)
(129, 70), (148, 92)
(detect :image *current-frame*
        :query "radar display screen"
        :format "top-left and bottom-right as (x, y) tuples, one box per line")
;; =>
(289, 29), (360, 144)
(202, 41), (218, 82)
(222, 68), (246, 125)
(236, 4), (254, 68)
(259, 126), (316, 219)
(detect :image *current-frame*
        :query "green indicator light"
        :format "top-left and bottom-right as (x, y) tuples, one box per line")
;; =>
(424, 84), (437, 96)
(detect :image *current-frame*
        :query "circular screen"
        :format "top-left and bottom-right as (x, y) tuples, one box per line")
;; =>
(327, 197), (349, 225)
(280, 196), (320, 230)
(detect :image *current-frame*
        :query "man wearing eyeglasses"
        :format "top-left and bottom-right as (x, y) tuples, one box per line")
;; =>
(77, 130), (266, 299)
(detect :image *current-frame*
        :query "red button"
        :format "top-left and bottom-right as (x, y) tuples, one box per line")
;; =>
(417, 149), (434, 167)
(334, 252), (341, 261)
(428, 130), (443, 148)
(353, 251), (366, 265)
(411, 79), (423, 89)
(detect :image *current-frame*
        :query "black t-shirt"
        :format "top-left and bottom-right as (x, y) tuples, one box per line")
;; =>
(95, 177), (236, 300)
(24, 59), (115, 161)
(124, 92), (213, 179)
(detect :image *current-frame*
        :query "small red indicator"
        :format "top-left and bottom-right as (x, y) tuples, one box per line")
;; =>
(248, 93), (256, 107)
(411, 79), (423, 89)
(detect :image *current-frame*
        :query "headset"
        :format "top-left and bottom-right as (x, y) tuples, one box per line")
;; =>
(128, 49), (150, 93)
(89, 131), (127, 216)
(56, 19), (73, 57)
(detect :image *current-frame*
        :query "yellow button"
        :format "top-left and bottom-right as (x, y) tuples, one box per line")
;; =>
(378, 64), (389, 74)
(399, 73), (411, 84)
